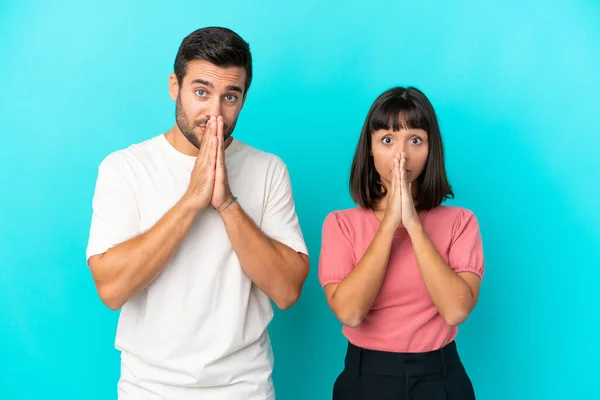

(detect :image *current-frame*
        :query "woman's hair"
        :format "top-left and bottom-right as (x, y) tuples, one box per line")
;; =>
(349, 86), (454, 210)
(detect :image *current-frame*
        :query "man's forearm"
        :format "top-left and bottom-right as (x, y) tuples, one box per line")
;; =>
(89, 193), (200, 310)
(219, 199), (308, 310)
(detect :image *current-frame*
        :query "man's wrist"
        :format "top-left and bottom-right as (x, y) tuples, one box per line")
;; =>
(215, 194), (237, 213)
(180, 190), (207, 213)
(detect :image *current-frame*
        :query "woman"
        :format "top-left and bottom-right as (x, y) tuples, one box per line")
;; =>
(318, 86), (484, 399)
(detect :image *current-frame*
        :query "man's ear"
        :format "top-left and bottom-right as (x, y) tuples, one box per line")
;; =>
(169, 73), (179, 101)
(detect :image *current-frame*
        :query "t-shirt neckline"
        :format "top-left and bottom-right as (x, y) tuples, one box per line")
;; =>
(364, 207), (428, 236)
(158, 134), (242, 165)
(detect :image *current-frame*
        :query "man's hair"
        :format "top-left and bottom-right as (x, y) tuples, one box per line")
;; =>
(174, 27), (253, 94)
(349, 86), (454, 210)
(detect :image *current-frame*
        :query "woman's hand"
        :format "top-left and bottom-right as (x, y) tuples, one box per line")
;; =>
(400, 152), (421, 234)
(381, 154), (403, 231)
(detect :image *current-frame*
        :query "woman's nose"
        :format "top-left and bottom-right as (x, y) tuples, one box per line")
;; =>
(395, 143), (406, 156)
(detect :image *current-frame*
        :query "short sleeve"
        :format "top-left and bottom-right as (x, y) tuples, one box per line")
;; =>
(260, 156), (308, 255)
(318, 212), (356, 287)
(448, 209), (484, 279)
(86, 154), (141, 263)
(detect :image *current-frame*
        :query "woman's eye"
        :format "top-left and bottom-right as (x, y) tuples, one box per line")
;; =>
(410, 137), (423, 144)
(195, 89), (206, 97)
(382, 137), (392, 144)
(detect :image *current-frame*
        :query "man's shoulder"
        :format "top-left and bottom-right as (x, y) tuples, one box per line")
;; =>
(232, 139), (288, 172)
(97, 135), (163, 172)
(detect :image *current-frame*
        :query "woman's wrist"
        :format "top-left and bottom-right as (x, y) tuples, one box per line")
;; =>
(379, 219), (399, 237)
(406, 220), (424, 238)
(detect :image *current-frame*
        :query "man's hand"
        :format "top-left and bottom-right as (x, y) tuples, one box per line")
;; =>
(211, 116), (233, 209)
(185, 116), (218, 211)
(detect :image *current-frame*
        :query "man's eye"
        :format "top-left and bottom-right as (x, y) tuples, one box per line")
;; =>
(195, 89), (206, 97)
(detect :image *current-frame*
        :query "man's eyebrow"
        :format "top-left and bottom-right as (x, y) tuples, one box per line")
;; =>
(226, 85), (243, 94)
(190, 79), (213, 87)
(190, 79), (243, 94)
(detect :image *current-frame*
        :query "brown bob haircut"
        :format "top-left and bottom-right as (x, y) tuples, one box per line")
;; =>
(349, 86), (454, 210)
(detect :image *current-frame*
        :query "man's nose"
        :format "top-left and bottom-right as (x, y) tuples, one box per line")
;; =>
(206, 98), (221, 118)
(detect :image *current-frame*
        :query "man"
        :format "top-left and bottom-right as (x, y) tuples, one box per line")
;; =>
(86, 27), (309, 400)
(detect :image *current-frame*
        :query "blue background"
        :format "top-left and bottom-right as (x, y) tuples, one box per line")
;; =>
(1, 0), (599, 399)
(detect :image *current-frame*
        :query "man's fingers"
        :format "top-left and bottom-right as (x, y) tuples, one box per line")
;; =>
(201, 136), (217, 181)
(198, 117), (213, 167)
(215, 116), (226, 184)
(217, 115), (224, 139)
(209, 133), (218, 165)
(203, 118), (217, 166)
(215, 121), (223, 172)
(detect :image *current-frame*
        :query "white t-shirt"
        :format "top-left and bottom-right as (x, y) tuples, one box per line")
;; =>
(86, 134), (308, 400)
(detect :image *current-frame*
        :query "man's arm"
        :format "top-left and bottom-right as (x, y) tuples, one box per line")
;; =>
(89, 120), (219, 310)
(210, 116), (309, 310)
(89, 194), (203, 310)
(219, 199), (309, 310)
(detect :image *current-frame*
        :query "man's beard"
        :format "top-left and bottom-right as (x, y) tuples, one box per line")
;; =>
(175, 95), (237, 150)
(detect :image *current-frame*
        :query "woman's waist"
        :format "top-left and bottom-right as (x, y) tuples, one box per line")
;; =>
(341, 311), (458, 353)
(343, 339), (464, 377)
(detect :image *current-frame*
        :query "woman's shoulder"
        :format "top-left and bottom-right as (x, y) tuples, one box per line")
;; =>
(322, 206), (371, 237)
(425, 205), (481, 234)
(427, 205), (477, 218)
(325, 206), (369, 220)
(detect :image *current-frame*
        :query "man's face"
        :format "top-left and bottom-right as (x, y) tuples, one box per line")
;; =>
(171, 59), (247, 149)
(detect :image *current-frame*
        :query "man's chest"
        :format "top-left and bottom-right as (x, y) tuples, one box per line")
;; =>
(132, 165), (269, 232)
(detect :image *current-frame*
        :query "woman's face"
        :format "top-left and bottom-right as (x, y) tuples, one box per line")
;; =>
(371, 127), (429, 191)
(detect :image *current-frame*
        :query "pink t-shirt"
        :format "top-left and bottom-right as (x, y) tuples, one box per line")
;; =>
(318, 205), (484, 353)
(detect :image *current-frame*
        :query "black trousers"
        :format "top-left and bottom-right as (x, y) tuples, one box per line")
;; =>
(332, 341), (475, 400)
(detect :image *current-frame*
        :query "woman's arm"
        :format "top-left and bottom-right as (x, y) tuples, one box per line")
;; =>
(323, 156), (405, 328)
(400, 153), (482, 326)
(408, 226), (481, 325)
(324, 222), (396, 328)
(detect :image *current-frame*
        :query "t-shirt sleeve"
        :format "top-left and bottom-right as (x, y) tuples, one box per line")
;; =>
(86, 154), (141, 263)
(260, 156), (308, 255)
(448, 209), (485, 279)
(318, 211), (356, 287)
